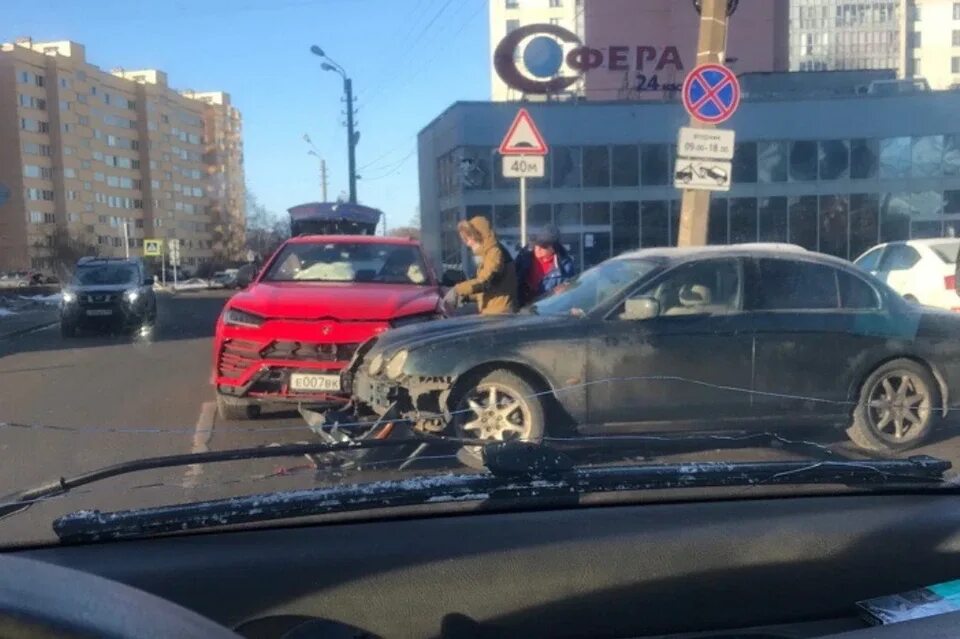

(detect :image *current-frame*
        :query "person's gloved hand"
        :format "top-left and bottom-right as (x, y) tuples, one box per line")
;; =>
(443, 287), (462, 311)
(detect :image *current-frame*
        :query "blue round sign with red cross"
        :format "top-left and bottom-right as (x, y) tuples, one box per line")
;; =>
(681, 63), (741, 125)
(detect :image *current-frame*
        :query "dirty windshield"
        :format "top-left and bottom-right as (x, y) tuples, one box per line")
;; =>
(6, 0), (960, 546)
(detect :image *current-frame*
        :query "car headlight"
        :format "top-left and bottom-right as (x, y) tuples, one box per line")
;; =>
(124, 289), (139, 303)
(390, 313), (440, 328)
(368, 352), (385, 376)
(223, 308), (265, 328)
(385, 349), (408, 380)
(61, 291), (77, 304)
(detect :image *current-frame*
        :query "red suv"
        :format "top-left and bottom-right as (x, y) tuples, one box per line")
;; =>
(212, 235), (443, 420)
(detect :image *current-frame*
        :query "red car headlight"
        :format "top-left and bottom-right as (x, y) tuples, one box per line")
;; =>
(223, 308), (265, 328)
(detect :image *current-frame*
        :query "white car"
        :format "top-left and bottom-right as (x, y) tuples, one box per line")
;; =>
(853, 238), (960, 310)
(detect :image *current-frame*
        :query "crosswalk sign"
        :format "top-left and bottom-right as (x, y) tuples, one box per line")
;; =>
(143, 239), (162, 257)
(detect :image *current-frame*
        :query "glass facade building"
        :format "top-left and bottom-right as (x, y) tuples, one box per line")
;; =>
(418, 84), (960, 273)
(789, 0), (901, 71)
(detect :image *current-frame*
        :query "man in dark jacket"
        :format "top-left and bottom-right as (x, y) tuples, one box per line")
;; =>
(515, 225), (576, 306)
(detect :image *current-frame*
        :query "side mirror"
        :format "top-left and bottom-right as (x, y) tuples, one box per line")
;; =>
(441, 269), (467, 288)
(143, 277), (155, 286)
(620, 297), (660, 321)
(235, 264), (256, 289)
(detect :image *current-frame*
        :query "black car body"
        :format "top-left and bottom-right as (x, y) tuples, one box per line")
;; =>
(60, 258), (157, 336)
(344, 244), (960, 452)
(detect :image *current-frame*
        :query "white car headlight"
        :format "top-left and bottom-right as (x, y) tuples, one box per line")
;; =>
(62, 291), (77, 304)
(124, 289), (139, 303)
(368, 352), (384, 376)
(385, 350), (408, 380)
(223, 308), (265, 328)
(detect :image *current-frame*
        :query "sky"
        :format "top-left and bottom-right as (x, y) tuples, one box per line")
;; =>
(3, 0), (491, 229)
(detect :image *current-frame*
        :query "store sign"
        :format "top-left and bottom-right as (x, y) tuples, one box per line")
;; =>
(494, 24), (685, 95)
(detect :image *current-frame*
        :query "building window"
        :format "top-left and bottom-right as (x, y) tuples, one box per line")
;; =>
(549, 17), (560, 25)
(641, 145), (669, 186)
(24, 165), (41, 178)
(953, 57), (960, 73)
(505, 0), (518, 7)
(850, 139), (879, 179)
(758, 141), (787, 183)
(63, 168), (77, 179)
(506, 19), (520, 33)
(550, 0), (562, 6)
(819, 140), (849, 180)
(880, 137), (911, 178)
(732, 143), (757, 184)
(909, 57), (921, 76)
(789, 141), (818, 182)
(955, 2), (960, 20)
(611, 146), (639, 187)
(909, 31), (921, 48)
(954, 30), (960, 46)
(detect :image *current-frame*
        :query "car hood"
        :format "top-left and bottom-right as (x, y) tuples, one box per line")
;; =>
(368, 312), (573, 356)
(228, 281), (440, 321)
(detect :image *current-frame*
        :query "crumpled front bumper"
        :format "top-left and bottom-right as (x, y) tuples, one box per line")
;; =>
(345, 364), (455, 434)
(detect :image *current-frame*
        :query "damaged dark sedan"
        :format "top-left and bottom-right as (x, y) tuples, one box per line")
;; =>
(341, 244), (960, 453)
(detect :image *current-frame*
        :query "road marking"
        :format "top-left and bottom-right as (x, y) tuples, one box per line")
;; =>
(183, 400), (216, 488)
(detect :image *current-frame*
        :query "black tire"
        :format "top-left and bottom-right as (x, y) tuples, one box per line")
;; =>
(846, 358), (939, 452)
(60, 321), (77, 338)
(216, 394), (261, 421)
(450, 368), (546, 444)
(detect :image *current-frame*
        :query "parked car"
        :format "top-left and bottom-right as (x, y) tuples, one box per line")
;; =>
(854, 238), (960, 310)
(174, 278), (213, 292)
(211, 235), (444, 420)
(343, 244), (960, 453)
(212, 269), (239, 289)
(60, 257), (156, 337)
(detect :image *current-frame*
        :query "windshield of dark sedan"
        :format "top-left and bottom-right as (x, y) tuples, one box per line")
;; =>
(263, 243), (429, 285)
(72, 265), (139, 287)
(532, 258), (658, 316)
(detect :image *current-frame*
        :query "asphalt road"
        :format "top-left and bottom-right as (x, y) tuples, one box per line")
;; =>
(1, 291), (960, 545)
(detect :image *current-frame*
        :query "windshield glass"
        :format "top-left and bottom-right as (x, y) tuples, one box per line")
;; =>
(6, 0), (960, 549)
(72, 265), (139, 287)
(263, 243), (429, 284)
(532, 258), (658, 316)
(928, 241), (960, 264)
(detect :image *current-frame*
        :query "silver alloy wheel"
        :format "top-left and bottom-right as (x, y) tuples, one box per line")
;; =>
(866, 372), (931, 442)
(458, 383), (533, 441)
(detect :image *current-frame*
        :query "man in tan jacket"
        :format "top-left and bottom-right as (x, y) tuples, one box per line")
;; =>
(445, 216), (518, 315)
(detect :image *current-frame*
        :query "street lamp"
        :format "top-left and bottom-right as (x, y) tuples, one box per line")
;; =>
(311, 44), (357, 204)
(303, 135), (328, 202)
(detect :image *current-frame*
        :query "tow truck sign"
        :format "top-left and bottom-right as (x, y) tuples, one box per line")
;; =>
(673, 159), (732, 192)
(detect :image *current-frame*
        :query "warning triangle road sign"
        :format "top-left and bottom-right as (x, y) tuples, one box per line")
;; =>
(499, 108), (548, 156)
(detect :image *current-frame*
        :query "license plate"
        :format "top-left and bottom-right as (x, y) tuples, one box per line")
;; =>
(85, 309), (113, 316)
(289, 373), (341, 392)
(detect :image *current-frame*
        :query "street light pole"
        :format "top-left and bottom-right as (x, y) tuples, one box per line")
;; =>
(344, 77), (357, 204)
(310, 45), (359, 205)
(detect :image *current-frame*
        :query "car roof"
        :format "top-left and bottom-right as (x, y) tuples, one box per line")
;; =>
(615, 243), (820, 263)
(286, 234), (420, 246)
(858, 238), (960, 254)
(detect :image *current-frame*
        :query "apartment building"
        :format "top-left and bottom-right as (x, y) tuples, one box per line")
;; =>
(181, 91), (246, 264)
(902, 0), (960, 89)
(0, 38), (246, 272)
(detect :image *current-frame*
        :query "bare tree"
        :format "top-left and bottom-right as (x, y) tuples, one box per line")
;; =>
(388, 226), (421, 240)
(49, 227), (96, 278)
(245, 190), (289, 262)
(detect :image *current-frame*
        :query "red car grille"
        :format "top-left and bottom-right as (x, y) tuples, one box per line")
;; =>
(217, 339), (360, 379)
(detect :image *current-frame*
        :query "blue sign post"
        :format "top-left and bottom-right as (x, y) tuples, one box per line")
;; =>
(681, 63), (740, 125)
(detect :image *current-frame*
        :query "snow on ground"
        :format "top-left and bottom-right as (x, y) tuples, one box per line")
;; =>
(0, 308), (16, 317)
(18, 293), (61, 305)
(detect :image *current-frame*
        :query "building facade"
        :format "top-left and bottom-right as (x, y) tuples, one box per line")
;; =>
(489, 0), (582, 101)
(183, 91), (246, 263)
(582, 0), (789, 100)
(419, 83), (960, 272)
(790, 0), (902, 72)
(904, 0), (960, 90)
(0, 39), (245, 272)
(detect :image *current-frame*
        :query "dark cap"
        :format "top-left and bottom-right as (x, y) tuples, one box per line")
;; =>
(533, 225), (560, 246)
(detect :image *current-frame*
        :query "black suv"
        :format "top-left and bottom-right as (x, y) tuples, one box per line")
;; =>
(60, 258), (157, 337)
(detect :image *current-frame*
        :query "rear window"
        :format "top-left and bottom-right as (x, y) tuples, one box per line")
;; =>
(752, 259), (838, 310)
(928, 241), (960, 264)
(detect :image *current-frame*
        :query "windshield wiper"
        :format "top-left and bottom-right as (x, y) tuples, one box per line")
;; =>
(48, 442), (950, 544)
(0, 436), (481, 521)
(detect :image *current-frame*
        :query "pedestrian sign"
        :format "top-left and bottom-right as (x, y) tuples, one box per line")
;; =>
(682, 63), (741, 125)
(499, 108), (548, 156)
(143, 238), (162, 257)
